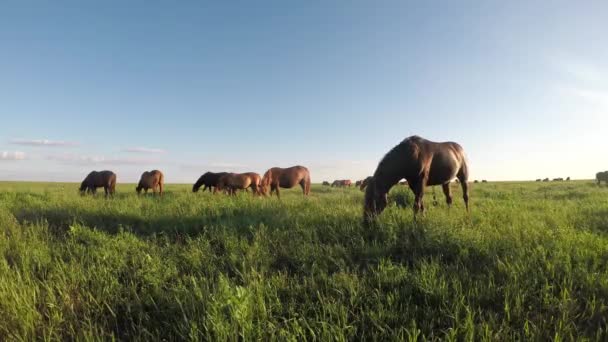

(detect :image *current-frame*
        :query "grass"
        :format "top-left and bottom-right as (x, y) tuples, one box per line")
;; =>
(0, 180), (607, 340)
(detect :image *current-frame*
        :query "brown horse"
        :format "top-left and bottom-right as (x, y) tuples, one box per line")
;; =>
(192, 172), (228, 193)
(597, 171), (608, 185)
(359, 176), (372, 191)
(364, 136), (469, 223)
(136, 170), (164, 195)
(260, 165), (311, 198)
(79, 170), (116, 197)
(331, 179), (352, 187)
(217, 172), (262, 195)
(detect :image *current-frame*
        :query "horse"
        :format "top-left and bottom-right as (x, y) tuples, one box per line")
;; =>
(136, 170), (164, 195)
(260, 165), (311, 199)
(322, 181), (330, 186)
(363, 136), (469, 223)
(192, 172), (228, 193)
(217, 172), (262, 195)
(355, 180), (362, 187)
(536, 179), (541, 182)
(597, 171), (608, 185)
(359, 176), (372, 191)
(332, 180), (352, 187)
(543, 178), (550, 182)
(552, 178), (564, 182)
(79, 170), (116, 197)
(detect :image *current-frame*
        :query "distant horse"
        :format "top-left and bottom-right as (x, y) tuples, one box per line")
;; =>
(80, 170), (116, 197)
(543, 178), (550, 182)
(364, 136), (469, 223)
(217, 172), (262, 196)
(474, 180), (479, 184)
(535, 179), (541, 182)
(553, 178), (564, 182)
(355, 180), (362, 187)
(322, 181), (330, 186)
(260, 165), (311, 198)
(332, 180), (352, 187)
(566, 177), (570, 181)
(192, 172), (228, 193)
(597, 171), (608, 186)
(359, 176), (372, 191)
(482, 180), (488, 183)
(136, 170), (164, 195)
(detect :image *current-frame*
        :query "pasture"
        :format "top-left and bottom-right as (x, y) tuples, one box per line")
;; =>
(0, 181), (607, 340)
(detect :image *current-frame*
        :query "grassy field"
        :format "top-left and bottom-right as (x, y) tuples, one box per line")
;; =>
(0, 180), (607, 340)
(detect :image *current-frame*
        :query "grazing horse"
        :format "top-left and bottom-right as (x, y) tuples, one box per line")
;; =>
(322, 181), (330, 186)
(260, 165), (311, 198)
(363, 136), (469, 223)
(136, 170), (164, 195)
(536, 179), (541, 182)
(359, 176), (372, 191)
(79, 170), (116, 197)
(192, 172), (228, 193)
(543, 178), (550, 182)
(217, 172), (262, 195)
(355, 180), (362, 187)
(597, 171), (608, 185)
(332, 179), (352, 187)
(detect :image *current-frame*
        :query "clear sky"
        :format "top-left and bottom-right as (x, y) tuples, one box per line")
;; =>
(1, 1), (606, 183)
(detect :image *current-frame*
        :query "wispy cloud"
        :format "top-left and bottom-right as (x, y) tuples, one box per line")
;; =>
(555, 59), (608, 115)
(48, 153), (159, 165)
(559, 60), (604, 84)
(0, 151), (26, 160)
(123, 147), (166, 154)
(10, 139), (78, 147)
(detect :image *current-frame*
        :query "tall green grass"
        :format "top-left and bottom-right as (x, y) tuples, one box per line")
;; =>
(0, 181), (607, 340)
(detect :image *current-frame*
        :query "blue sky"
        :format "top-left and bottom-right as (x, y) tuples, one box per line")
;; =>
(1, 1), (607, 183)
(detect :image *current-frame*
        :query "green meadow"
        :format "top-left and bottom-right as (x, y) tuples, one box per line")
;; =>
(0, 180), (607, 340)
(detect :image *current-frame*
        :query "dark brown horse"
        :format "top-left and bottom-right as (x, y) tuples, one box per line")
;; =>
(192, 172), (228, 193)
(364, 136), (469, 223)
(79, 170), (116, 197)
(322, 181), (331, 186)
(136, 170), (164, 195)
(217, 172), (262, 195)
(260, 165), (311, 198)
(597, 171), (608, 185)
(331, 179), (352, 187)
(359, 176), (372, 191)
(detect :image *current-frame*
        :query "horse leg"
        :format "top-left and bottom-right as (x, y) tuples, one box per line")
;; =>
(104, 186), (109, 198)
(442, 183), (453, 208)
(275, 186), (281, 199)
(460, 179), (470, 212)
(411, 181), (424, 215)
(300, 180), (306, 195)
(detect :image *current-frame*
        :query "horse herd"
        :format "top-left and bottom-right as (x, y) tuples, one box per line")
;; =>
(79, 165), (312, 199)
(76, 135), (606, 224)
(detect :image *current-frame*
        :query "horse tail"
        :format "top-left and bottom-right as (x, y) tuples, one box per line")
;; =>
(305, 171), (311, 195)
(158, 172), (164, 195)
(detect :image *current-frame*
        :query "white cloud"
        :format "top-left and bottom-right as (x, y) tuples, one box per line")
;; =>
(0, 151), (26, 160)
(10, 139), (78, 147)
(48, 153), (158, 165)
(559, 60), (604, 84)
(123, 147), (166, 154)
